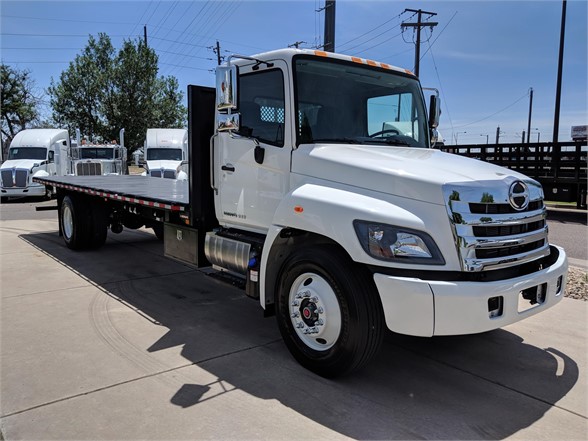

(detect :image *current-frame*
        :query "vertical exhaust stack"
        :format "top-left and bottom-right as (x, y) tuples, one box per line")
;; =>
(119, 128), (125, 148)
(76, 128), (81, 147)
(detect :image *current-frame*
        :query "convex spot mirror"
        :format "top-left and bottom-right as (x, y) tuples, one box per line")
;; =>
(216, 65), (238, 111)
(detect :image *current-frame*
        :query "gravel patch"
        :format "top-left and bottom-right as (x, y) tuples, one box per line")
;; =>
(566, 267), (588, 301)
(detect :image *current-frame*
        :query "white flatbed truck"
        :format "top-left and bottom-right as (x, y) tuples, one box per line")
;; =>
(35, 49), (568, 377)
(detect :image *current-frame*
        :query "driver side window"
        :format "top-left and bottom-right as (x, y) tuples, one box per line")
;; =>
(239, 69), (285, 147)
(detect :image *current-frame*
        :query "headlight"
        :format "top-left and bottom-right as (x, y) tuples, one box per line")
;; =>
(353, 220), (445, 265)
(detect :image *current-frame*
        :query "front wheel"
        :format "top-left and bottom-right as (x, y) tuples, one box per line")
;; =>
(276, 245), (384, 377)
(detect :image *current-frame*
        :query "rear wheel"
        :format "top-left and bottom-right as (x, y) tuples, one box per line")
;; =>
(276, 245), (384, 378)
(61, 195), (91, 250)
(60, 195), (108, 250)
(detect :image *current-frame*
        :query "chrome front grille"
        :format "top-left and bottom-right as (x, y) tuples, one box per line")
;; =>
(150, 170), (176, 179)
(76, 162), (102, 176)
(1, 169), (28, 188)
(444, 178), (550, 272)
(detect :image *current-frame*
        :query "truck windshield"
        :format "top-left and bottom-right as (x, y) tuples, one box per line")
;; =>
(294, 56), (428, 148)
(79, 148), (114, 159)
(146, 148), (182, 161)
(8, 147), (47, 160)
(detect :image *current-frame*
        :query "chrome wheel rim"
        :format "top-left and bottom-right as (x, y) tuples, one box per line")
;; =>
(62, 205), (74, 240)
(288, 272), (341, 351)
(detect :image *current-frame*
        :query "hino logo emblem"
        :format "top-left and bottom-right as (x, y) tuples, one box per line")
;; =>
(509, 181), (530, 211)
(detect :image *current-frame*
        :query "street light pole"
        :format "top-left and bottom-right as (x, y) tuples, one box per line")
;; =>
(454, 131), (466, 144)
(480, 134), (489, 144)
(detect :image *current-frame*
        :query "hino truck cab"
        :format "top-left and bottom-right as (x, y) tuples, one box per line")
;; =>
(1, 128), (70, 200)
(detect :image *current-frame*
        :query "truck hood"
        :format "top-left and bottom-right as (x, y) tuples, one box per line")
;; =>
(0, 159), (43, 171)
(292, 144), (532, 205)
(146, 160), (181, 172)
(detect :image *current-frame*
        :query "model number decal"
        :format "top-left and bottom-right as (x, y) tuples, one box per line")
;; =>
(224, 211), (246, 219)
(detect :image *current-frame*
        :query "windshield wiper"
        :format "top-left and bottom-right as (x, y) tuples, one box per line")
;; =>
(361, 137), (413, 147)
(313, 137), (361, 144)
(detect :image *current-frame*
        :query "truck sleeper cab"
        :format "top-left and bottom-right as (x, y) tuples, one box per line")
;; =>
(142, 128), (189, 180)
(1, 128), (70, 200)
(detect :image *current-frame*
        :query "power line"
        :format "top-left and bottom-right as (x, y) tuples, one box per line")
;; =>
(150, 36), (209, 49)
(0, 33), (128, 37)
(425, 37), (454, 138)
(454, 91), (530, 129)
(159, 62), (212, 71)
(344, 23), (402, 53)
(351, 31), (404, 56)
(338, 11), (404, 50)
(2, 47), (83, 50)
(0, 14), (135, 25)
(419, 11), (458, 61)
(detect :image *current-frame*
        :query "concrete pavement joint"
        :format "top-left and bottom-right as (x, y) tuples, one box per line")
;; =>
(2, 284), (92, 300)
(0, 338), (283, 420)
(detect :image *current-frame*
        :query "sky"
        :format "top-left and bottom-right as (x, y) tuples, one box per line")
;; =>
(1, 0), (586, 145)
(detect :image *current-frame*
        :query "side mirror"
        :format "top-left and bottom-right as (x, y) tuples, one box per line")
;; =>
(48, 151), (55, 163)
(216, 65), (238, 111)
(217, 113), (240, 132)
(429, 94), (441, 129)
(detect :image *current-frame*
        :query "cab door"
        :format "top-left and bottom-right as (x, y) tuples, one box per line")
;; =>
(214, 60), (292, 233)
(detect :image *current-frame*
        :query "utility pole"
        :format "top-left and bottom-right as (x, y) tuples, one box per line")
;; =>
(214, 41), (222, 65)
(553, 0), (567, 145)
(323, 1), (336, 52)
(526, 87), (533, 143)
(496, 126), (501, 144)
(144, 25), (147, 46)
(401, 9), (438, 77)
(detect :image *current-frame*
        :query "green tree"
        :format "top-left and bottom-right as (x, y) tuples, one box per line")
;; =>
(48, 34), (186, 154)
(48, 33), (114, 141)
(1, 64), (41, 157)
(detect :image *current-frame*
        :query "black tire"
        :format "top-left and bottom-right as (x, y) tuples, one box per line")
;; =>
(88, 202), (109, 248)
(60, 195), (92, 250)
(276, 245), (384, 378)
(152, 224), (164, 241)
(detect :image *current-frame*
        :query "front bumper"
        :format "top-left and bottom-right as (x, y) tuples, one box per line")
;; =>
(1, 184), (45, 198)
(374, 245), (568, 337)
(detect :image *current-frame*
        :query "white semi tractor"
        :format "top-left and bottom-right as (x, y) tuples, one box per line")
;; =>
(1, 128), (71, 200)
(35, 49), (568, 377)
(142, 128), (188, 180)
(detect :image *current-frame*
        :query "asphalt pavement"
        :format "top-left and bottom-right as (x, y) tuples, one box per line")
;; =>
(1, 199), (587, 440)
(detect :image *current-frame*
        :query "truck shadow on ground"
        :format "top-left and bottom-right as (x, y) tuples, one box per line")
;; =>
(22, 229), (580, 440)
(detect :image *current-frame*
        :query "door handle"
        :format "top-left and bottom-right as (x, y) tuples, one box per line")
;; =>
(221, 164), (235, 172)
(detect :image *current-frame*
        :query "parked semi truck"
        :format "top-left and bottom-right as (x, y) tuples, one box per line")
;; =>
(34, 49), (568, 377)
(1, 128), (70, 201)
(71, 129), (128, 176)
(142, 128), (189, 180)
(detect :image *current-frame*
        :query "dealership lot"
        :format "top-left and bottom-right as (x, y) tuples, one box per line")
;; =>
(1, 200), (586, 440)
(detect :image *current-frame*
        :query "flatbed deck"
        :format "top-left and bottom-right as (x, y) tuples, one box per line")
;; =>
(34, 175), (189, 211)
